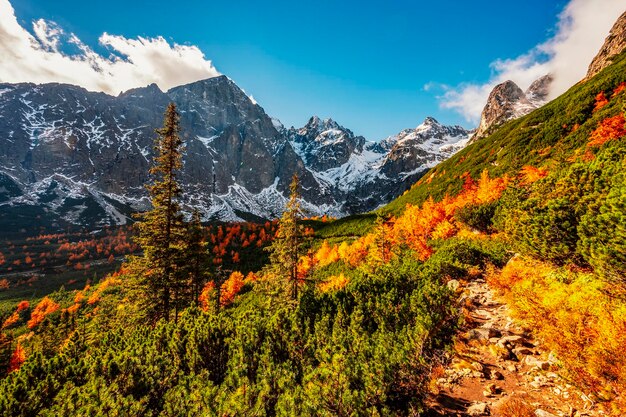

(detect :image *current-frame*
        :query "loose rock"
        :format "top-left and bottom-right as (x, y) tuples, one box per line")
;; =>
(467, 402), (490, 416)
(535, 409), (558, 417)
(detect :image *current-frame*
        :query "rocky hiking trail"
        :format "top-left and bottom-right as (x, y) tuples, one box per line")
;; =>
(424, 277), (606, 417)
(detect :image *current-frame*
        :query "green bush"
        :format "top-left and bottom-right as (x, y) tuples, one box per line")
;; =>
(455, 201), (499, 233)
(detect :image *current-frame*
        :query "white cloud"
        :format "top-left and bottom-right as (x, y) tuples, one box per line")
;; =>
(438, 0), (626, 124)
(0, 0), (220, 94)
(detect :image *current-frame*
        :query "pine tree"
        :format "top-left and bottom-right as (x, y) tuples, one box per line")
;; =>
(134, 103), (188, 322)
(267, 174), (305, 300)
(185, 209), (210, 306)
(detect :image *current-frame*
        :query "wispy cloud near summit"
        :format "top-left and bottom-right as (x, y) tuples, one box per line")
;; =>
(436, 0), (626, 124)
(0, 0), (220, 94)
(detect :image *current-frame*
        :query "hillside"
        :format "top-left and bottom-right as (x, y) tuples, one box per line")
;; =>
(384, 50), (626, 215)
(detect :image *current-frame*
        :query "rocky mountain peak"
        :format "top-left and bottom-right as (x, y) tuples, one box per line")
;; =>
(421, 116), (441, 126)
(473, 80), (535, 140)
(525, 74), (553, 105)
(586, 11), (626, 80)
(378, 117), (471, 179)
(119, 83), (163, 98)
(492, 80), (526, 103)
(287, 116), (364, 172)
(302, 115), (342, 134)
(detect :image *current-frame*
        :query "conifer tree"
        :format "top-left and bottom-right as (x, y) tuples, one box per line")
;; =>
(185, 209), (210, 305)
(267, 174), (305, 300)
(134, 103), (188, 322)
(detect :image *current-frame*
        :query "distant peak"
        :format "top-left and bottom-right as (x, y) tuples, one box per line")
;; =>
(422, 116), (440, 126)
(308, 115), (321, 125)
(166, 75), (229, 93)
(526, 74), (553, 104)
(415, 116), (442, 132)
(305, 115), (340, 131)
(119, 82), (163, 97)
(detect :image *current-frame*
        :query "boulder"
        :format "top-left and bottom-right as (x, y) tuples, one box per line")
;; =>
(467, 402), (490, 416)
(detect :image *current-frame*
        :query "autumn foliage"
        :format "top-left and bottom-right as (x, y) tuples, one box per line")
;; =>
(2, 301), (29, 329)
(519, 165), (548, 185)
(588, 114), (626, 147)
(8, 343), (26, 373)
(393, 170), (509, 261)
(27, 297), (60, 329)
(220, 271), (245, 306)
(487, 257), (626, 402)
(593, 91), (609, 111)
(314, 241), (340, 267)
(198, 281), (216, 311)
(303, 170), (510, 284)
(318, 273), (348, 292)
(0, 226), (138, 277)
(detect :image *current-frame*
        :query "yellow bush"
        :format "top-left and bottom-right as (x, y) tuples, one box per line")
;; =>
(487, 257), (626, 408)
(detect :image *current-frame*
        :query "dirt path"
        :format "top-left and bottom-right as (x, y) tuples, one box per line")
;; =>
(424, 277), (606, 417)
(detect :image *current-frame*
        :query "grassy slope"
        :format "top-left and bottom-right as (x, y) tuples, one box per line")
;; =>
(382, 51), (626, 215)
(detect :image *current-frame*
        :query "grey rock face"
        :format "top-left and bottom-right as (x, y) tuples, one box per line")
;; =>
(473, 80), (535, 140)
(472, 74), (553, 141)
(380, 117), (469, 177)
(285, 116), (366, 172)
(286, 116), (471, 214)
(586, 11), (626, 80)
(0, 76), (329, 229)
(525, 74), (553, 106)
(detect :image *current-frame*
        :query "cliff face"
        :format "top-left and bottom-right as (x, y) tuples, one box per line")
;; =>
(472, 80), (535, 140)
(586, 11), (626, 80)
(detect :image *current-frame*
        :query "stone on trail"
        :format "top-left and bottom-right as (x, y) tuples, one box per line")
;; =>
(467, 402), (490, 416)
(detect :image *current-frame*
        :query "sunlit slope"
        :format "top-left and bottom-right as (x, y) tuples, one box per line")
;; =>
(383, 51), (626, 215)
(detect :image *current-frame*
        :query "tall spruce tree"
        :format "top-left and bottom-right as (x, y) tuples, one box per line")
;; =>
(134, 103), (187, 322)
(185, 209), (210, 306)
(267, 174), (305, 300)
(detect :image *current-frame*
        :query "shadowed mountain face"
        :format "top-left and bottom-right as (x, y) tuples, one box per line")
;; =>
(0, 76), (470, 232)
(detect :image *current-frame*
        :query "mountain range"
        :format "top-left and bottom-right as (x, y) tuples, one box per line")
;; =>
(0, 76), (471, 231)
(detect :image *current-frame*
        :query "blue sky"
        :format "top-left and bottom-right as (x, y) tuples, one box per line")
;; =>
(4, 0), (592, 139)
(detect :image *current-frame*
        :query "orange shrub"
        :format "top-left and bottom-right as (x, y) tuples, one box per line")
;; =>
(314, 241), (340, 267)
(244, 271), (258, 283)
(588, 114), (626, 147)
(87, 276), (121, 305)
(519, 165), (548, 185)
(297, 254), (317, 280)
(394, 170), (508, 261)
(319, 273), (349, 293)
(594, 91), (609, 111)
(27, 296), (60, 329)
(199, 281), (216, 311)
(8, 342), (26, 373)
(220, 271), (245, 306)
(2, 311), (20, 329)
(65, 303), (80, 314)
